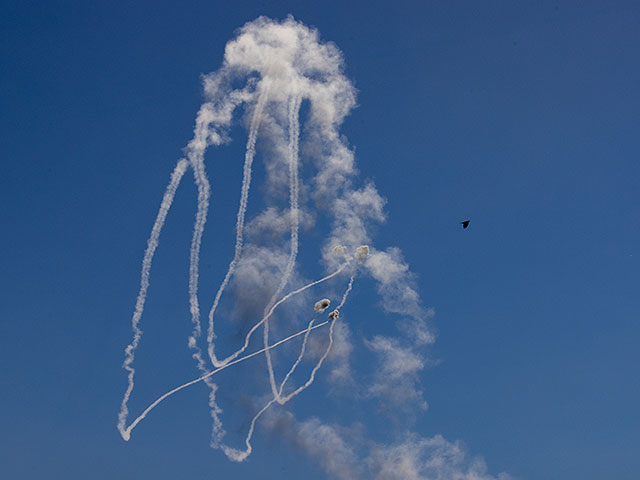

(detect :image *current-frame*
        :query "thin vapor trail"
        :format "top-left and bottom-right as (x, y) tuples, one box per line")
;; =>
(119, 319), (331, 441)
(187, 106), (215, 342)
(337, 275), (355, 310)
(265, 94), (303, 399)
(206, 84), (271, 368)
(184, 85), (271, 447)
(277, 318), (316, 401)
(181, 107), (226, 443)
(117, 158), (189, 439)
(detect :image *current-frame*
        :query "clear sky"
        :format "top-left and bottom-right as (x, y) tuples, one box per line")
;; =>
(1, 1), (639, 480)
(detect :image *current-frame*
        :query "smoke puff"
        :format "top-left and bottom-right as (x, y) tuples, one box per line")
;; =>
(315, 298), (331, 312)
(355, 245), (369, 260)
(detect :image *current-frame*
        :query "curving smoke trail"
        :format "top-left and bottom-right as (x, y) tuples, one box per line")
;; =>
(190, 84), (272, 447)
(120, 318), (332, 441)
(117, 158), (188, 440)
(264, 94), (303, 400)
(204, 83), (271, 369)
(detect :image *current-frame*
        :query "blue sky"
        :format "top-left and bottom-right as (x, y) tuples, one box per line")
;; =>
(1, 1), (639, 479)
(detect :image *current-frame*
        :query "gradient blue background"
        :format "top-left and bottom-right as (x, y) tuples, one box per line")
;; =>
(1, 1), (638, 479)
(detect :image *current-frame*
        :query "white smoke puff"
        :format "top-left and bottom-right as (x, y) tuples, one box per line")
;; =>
(367, 434), (512, 480)
(314, 298), (331, 312)
(332, 245), (347, 256)
(322, 185), (386, 270)
(355, 245), (369, 260)
(263, 412), (509, 480)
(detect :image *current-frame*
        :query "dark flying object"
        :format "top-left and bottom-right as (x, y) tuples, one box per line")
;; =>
(461, 220), (470, 229)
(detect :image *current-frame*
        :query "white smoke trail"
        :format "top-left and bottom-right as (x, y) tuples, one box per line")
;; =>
(205, 83), (271, 368)
(277, 317), (316, 403)
(180, 105), (230, 446)
(117, 158), (189, 440)
(186, 105), (215, 342)
(264, 94), (303, 399)
(183, 82), (263, 356)
(336, 275), (356, 310)
(184, 84), (271, 448)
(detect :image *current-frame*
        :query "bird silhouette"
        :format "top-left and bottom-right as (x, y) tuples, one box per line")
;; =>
(461, 220), (470, 229)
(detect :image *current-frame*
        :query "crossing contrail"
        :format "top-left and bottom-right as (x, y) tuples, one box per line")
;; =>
(223, 275), (355, 462)
(119, 317), (331, 441)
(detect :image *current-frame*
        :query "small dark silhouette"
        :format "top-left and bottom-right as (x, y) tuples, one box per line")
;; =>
(461, 220), (470, 229)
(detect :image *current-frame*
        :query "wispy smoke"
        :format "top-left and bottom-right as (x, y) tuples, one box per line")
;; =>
(367, 433), (512, 480)
(277, 414), (512, 480)
(117, 15), (507, 479)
